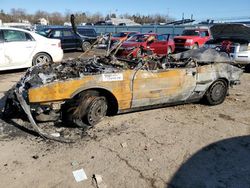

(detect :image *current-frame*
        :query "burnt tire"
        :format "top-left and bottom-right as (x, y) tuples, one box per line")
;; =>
(32, 53), (52, 66)
(65, 91), (107, 127)
(84, 96), (107, 126)
(82, 41), (91, 52)
(204, 80), (228, 105)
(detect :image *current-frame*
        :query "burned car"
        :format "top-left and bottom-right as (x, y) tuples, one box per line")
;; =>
(4, 48), (243, 140)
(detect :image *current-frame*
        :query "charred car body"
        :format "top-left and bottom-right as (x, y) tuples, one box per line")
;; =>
(4, 49), (242, 137)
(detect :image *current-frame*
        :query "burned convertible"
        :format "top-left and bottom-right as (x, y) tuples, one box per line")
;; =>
(4, 48), (243, 140)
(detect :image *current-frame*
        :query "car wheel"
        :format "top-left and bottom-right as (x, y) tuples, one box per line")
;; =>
(167, 47), (172, 54)
(32, 53), (52, 66)
(85, 96), (107, 126)
(192, 43), (199, 49)
(66, 91), (107, 127)
(204, 80), (228, 105)
(82, 41), (91, 52)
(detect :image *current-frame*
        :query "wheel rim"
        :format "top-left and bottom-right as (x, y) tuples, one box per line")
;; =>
(82, 42), (90, 51)
(87, 97), (107, 125)
(35, 55), (50, 64)
(210, 82), (226, 102)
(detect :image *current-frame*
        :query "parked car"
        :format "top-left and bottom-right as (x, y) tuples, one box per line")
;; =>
(174, 27), (211, 50)
(204, 23), (250, 71)
(0, 27), (63, 71)
(5, 49), (242, 133)
(117, 33), (175, 58)
(37, 27), (97, 51)
(94, 21), (113, 25)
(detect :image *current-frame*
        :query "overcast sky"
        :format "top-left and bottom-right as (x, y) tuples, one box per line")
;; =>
(1, 0), (250, 21)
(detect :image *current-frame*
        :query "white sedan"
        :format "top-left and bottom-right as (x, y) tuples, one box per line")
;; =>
(0, 27), (63, 71)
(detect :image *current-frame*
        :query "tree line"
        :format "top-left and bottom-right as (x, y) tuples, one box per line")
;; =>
(0, 8), (175, 25)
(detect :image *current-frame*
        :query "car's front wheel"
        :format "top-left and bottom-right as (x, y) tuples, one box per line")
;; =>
(82, 41), (91, 52)
(204, 80), (228, 105)
(32, 53), (52, 65)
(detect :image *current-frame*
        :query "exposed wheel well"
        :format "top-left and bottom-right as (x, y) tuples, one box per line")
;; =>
(72, 88), (119, 116)
(206, 78), (229, 93)
(216, 78), (229, 87)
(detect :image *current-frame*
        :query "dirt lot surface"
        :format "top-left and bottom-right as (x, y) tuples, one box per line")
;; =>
(0, 53), (250, 188)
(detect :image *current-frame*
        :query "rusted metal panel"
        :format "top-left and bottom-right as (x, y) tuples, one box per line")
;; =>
(29, 71), (133, 110)
(132, 68), (197, 108)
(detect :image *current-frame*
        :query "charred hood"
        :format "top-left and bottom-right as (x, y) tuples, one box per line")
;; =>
(17, 56), (126, 90)
(210, 24), (250, 41)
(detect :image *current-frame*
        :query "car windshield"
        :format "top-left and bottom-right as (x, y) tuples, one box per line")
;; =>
(112, 32), (127, 37)
(182, 30), (200, 36)
(127, 34), (149, 42)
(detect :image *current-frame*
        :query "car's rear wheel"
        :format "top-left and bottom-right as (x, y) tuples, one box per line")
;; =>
(32, 53), (52, 65)
(82, 41), (91, 52)
(204, 80), (228, 105)
(66, 91), (108, 127)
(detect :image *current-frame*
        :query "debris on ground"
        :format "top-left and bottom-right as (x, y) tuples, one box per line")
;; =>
(72, 168), (88, 182)
(121, 142), (128, 148)
(92, 174), (107, 188)
(71, 160), (79, 167)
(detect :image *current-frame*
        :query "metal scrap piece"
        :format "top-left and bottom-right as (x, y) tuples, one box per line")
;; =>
(15, 90), (73, 143)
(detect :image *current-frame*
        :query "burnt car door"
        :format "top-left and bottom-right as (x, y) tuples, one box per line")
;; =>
(131, 63), (198, 108)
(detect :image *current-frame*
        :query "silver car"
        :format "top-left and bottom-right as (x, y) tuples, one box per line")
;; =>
(204, 24), (250, 71)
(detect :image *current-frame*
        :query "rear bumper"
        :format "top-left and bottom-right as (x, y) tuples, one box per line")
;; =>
(50, 48), (64, 62)
(230, 80), (241, 86)
(230, 52), (250, 65)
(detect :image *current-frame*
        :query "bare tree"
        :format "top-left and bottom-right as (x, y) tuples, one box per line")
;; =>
(0, 9), (175, 25)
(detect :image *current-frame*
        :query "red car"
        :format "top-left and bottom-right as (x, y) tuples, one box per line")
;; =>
(117, 33), (175, 58)
(174, 28), (211, 50)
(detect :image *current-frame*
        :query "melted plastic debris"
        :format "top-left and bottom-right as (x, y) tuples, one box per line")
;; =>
(19, 56), (127, 89)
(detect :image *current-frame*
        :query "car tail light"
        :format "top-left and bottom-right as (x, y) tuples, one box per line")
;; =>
(58, 41), (61, 48)
(248, 44), (250, 51)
